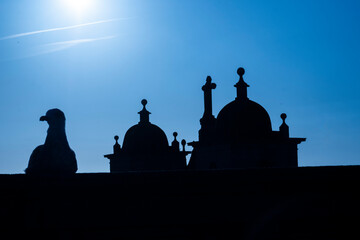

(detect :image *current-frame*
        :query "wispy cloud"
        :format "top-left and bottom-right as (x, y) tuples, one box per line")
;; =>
(45, 36), (115, 47)
(0, 36), (115, 61)
(0, 18), (128, 40)
(34, 36), (116, 56)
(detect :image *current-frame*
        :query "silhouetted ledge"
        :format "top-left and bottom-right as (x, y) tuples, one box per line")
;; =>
(1, 166), (359, 240)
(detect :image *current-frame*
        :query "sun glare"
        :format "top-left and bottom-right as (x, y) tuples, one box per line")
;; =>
(61, 0), (95, 16)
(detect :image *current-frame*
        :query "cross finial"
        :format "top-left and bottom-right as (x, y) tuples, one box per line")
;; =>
(202, 76), (216, 91)
(235, 67), (249, 101)
(202, 76), (217, 118)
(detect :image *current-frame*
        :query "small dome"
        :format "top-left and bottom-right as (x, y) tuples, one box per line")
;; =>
(122, 123), (169, 153)
(216, 99), (272, 143)
(122, 99), (169, 153)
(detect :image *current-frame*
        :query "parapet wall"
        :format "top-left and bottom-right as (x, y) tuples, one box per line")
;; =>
(0, 166), (359, 239)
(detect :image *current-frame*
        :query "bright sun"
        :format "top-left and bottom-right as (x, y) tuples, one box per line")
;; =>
(61, 0), (95, 16)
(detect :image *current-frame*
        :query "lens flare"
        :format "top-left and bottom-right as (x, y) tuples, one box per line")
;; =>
(61, 0), (95, 16)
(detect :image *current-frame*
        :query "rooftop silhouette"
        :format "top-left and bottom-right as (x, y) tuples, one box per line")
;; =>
(105, 67), (305, 172)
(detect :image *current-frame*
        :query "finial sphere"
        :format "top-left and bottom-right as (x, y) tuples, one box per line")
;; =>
(237, 67), (245, 77)
(206, 76), (212, 82)
(281, 113), (287, 120)
(173, 132), (178, 137)
(141, 99), (147, 106)
(114, 135), (119, 141)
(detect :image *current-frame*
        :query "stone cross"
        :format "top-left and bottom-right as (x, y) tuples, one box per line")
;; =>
(202, 76), (217, 118)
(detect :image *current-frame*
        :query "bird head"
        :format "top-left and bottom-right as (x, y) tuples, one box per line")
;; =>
(40, 108), (66, 128)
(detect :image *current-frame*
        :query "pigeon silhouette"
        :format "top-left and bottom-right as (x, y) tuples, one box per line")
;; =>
(25, 109), (78, 175)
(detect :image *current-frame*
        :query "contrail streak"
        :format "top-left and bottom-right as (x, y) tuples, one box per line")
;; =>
(0, 36), (115, 61)
(0, 18), (126, 40)
(44, 36), (115, 46)
(36, 36), (116, 55)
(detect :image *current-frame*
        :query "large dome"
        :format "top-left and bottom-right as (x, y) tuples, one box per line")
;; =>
(216, 99), (272, 143)
(215, 68), (272, 143)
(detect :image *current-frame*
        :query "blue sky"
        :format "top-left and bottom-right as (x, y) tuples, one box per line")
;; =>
(0, 0), (359, 173)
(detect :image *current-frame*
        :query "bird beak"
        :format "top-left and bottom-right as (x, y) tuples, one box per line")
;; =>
(40, 116), (47, 121)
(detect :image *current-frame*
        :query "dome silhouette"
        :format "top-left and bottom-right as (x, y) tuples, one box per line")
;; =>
(188, 67), (305, 170)
(122, 123), (169, 154)
(104, 99), (188, 171)
(122, 99), (169, 153)
(216, 67), (272, 143)
(216, 99), (272, 142)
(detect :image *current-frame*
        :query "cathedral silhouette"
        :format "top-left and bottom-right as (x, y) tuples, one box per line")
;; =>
(105, 67), (305, 172)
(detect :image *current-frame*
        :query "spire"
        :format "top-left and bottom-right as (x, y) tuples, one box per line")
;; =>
(279, 113), (289, 138)
(199, 76), (217, 144)
(202, 76), (217, 118)
(234, 67), (249, 101)
(138, 99), (151, 124)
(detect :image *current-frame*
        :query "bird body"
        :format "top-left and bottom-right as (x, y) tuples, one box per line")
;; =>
(25, 109), (77, 175)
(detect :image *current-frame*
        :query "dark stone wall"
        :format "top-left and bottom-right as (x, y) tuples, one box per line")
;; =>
(0, 166), (359, 239)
